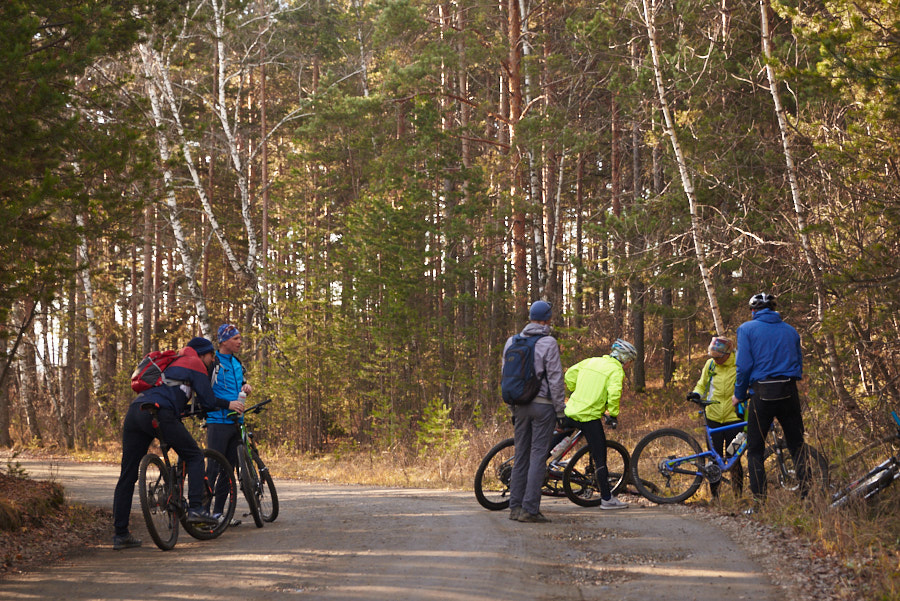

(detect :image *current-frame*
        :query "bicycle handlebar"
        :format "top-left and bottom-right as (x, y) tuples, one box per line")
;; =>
(226, 397), (273, 419)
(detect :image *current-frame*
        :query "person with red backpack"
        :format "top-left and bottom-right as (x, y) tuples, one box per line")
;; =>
(111, 337), (245, 550)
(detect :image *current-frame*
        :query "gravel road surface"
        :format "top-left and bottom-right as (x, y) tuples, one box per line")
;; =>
(0, 458), (779, 601)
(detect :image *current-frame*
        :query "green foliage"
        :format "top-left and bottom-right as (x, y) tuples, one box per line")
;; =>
(416, 397), (467, 457)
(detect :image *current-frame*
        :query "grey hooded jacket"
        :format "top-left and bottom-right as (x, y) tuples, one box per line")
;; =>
(502, 322), (567, 414)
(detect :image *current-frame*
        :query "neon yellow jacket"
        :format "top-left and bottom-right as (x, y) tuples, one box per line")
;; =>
(564, 355), (624, 422)
(692, 354), (739, 423)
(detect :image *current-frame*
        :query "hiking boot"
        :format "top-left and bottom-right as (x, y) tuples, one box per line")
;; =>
(508, 506), (522, 521)
(112, 533), (142, 550)
(517, 511), (551, 523)
(600, 496), (628, 510)
(185, 508), (218, 525)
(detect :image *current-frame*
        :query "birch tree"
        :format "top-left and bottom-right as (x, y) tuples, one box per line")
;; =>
(75, 214), (104, 406)
(138, 43), (213, 338)
(640, 0), (725, 334)
(759, 0), (856, 415)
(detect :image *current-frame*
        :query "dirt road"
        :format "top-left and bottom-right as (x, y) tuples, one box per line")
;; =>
(0, 458), (779, 601)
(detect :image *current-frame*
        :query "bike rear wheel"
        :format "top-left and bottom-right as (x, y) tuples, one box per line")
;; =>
(182, 449), (236, 540)
(238, 444), (264, 527)
(252, 449), (279, 522)
(764, 443), (829, 493)
(561, 441), (630, 507)
(474, 438), (514, 510)
(631, 428), (704, 504)
(138, 454), (178, 551)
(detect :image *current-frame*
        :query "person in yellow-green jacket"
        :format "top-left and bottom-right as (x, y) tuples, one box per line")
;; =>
(687, 336), (743, 498)
(563, 339), (637, 510)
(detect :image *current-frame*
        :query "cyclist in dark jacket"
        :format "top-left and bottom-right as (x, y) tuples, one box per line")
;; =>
(731, 293), (807, 505)
(111, 337), (244, 550)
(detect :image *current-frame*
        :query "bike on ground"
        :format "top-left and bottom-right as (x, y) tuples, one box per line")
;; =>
(474, 424), (630, 510)
(831, 411), (900, 508)
(138, 402), (237, 550)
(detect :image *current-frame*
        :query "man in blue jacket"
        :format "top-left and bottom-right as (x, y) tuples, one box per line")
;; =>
(112, 337), (245, 550)
(206, 324), (252, 524)
(731, 293), (807, 503)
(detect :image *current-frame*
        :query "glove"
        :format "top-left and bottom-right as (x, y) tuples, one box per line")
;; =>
(736, 400), (747, 418)
(604, 415), (618, 429)
(686, 392), (702, 403)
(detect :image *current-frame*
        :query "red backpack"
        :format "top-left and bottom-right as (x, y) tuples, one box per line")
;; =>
(130, 350), (189, 392)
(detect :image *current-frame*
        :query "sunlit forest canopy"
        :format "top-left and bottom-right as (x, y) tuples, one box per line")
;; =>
(1, 0), (898, 450)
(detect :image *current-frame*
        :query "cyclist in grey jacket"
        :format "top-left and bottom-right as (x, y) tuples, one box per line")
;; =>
(502, 301), (566, 523)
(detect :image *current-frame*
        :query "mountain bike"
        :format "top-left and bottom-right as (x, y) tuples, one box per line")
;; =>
(227, 398), (279, 527)
(137, 402), (237, 550)
(831, 411), (900, 508)
(631, 396), (828, 504)
(474, 424), (629, 510)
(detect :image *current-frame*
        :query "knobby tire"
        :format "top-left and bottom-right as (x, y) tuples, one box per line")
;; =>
(138, 454), (178, 551)
(562, 440), (630, 507)
(238, 444), (264, 527)
(474, 438), (515, 510)
(763, 443), (829, 493)
(252, 449), (279, 522)
(631, 428), (704, 504)
(181, 449), (236, 540)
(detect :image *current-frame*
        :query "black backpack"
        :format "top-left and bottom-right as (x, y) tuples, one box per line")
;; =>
(501, 334), (545, 405)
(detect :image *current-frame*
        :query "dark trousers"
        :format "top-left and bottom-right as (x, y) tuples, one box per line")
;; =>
(575, 417), (613, 501)
(746, 381), (807, 499)
(112, 403), (204, 536)
(207, 422), (241, 514)
(706, 418), (744, 497)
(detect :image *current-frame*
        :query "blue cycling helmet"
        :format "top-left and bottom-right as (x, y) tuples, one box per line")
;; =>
(610, 339), (637, 363)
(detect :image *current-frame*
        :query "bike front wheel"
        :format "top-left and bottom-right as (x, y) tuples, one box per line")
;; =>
(182, 448), (236, 540)
(474, 438), (514, 510)
(562, 440), (630, 507)
(238, 444), (264, 527)
(631, 428), (704, 504)
(138, 454), (178, 551)
(252, 448), (279, 522)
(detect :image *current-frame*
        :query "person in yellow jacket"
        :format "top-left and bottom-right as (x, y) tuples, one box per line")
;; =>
(563, 339), (637, 510)
(687, 336), (743, 498)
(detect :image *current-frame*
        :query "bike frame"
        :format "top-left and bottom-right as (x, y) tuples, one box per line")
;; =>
(661, 407), (747, 477)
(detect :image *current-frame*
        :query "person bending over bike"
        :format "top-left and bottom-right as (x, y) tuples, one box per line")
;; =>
(563, 339), (637, 510)
(688, 336), (743, 498)
(111, 337), (245, 550)
(206, 324), (252, 525)
(731, 293), (808, 507)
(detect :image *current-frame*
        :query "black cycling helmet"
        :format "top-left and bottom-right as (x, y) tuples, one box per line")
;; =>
(749, 292), (776, 310)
